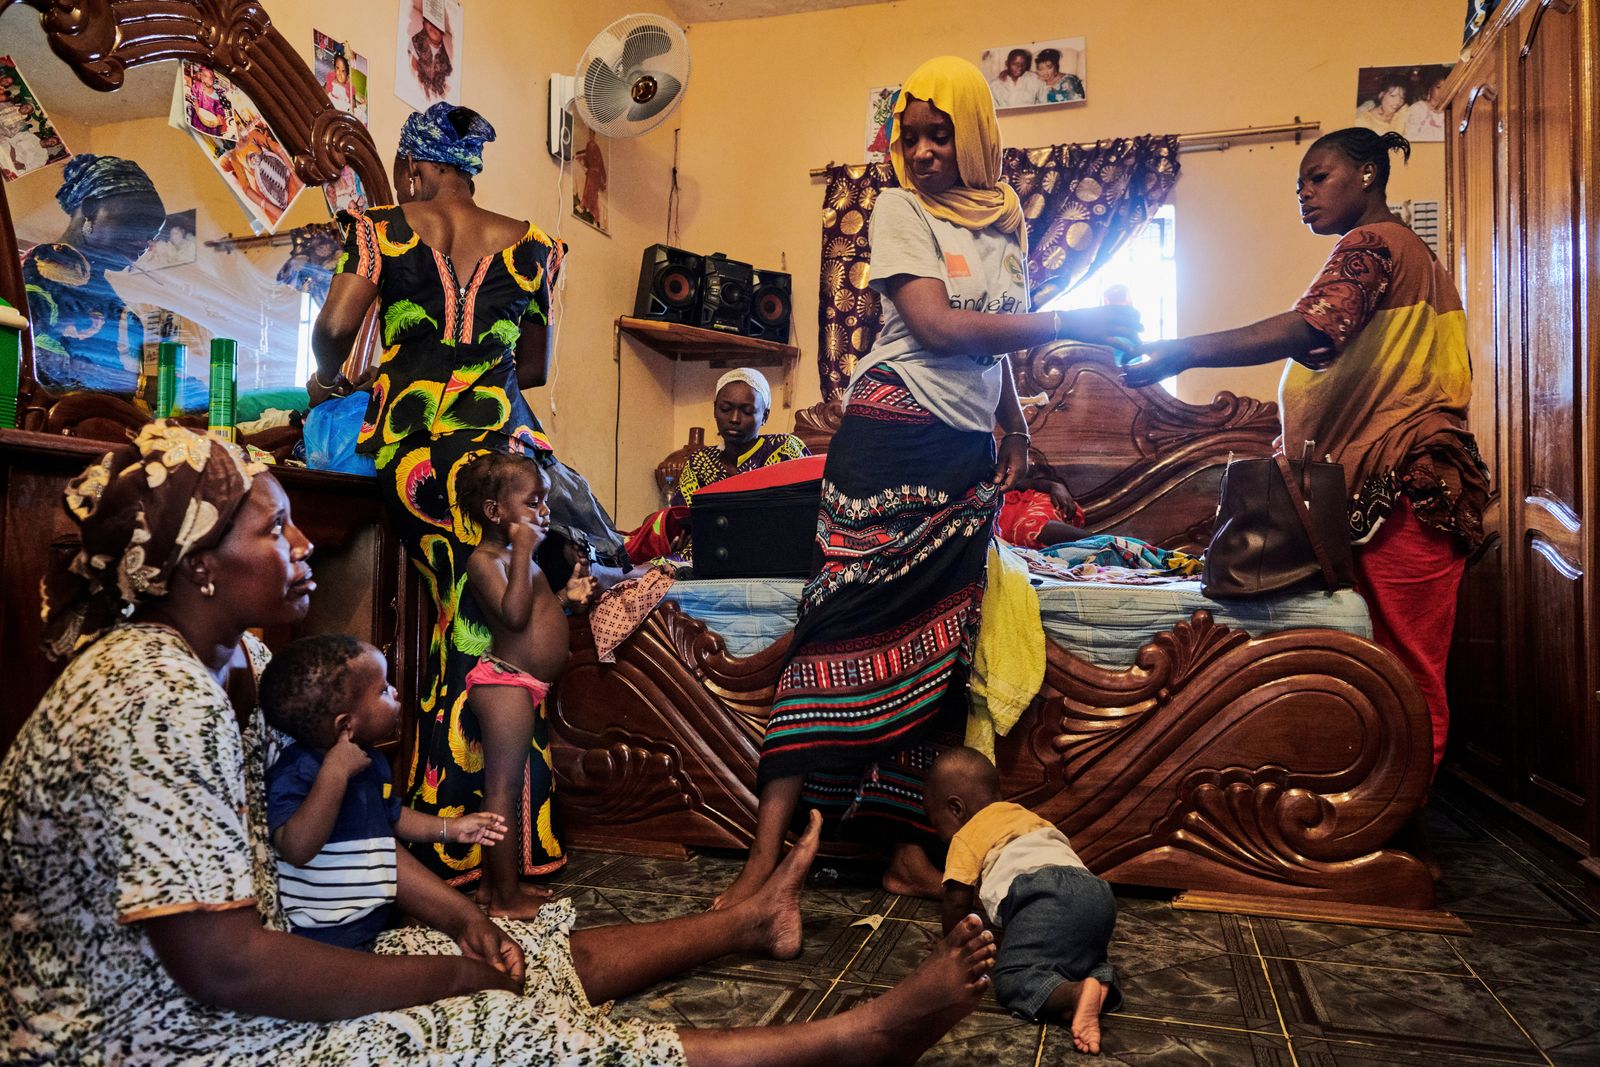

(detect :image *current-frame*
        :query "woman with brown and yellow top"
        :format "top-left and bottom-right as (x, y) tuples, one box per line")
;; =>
(1124, 128), (1488, 773)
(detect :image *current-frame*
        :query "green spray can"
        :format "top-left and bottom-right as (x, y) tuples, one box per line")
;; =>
(208, 338), (237, 443)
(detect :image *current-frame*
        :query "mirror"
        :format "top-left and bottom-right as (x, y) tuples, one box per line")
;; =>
(0, 0), (389, 432)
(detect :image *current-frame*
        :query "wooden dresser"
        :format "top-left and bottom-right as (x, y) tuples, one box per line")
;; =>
(1443, 0), (1600, 875)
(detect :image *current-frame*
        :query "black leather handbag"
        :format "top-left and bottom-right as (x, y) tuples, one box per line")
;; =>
(1201, 451), (1357, 598)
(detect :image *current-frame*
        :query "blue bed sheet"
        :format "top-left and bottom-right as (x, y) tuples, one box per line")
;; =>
(663, 577), (1371, 666)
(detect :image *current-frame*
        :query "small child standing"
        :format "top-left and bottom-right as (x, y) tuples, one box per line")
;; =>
(458, 453), (594, 918)
(261, 634), (506, 948)
(926, 747), (1121, 1054)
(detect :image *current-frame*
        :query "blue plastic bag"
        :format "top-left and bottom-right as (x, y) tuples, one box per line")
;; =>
(302, 391), (376, 476)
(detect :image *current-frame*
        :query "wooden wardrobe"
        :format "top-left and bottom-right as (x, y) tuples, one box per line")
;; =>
(1444, 0), (1600, 876)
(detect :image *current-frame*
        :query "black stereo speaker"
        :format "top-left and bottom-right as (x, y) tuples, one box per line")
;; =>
(697, 253), (753, 334)
(745, 268), (792, 343)
(634, 244), (703, 324)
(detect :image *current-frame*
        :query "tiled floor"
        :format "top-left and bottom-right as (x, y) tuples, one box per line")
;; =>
(545, 784), (1600, 1065)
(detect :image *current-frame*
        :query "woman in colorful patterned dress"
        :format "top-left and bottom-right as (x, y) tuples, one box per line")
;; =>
(311, 103), (569, 910)
(714, 57), (1141, 910)
(1123, 128), (1488, 774)
(0, 422), (1001, 1064)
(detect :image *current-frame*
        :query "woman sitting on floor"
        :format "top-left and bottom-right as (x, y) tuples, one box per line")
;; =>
(626, 367), (809, 562)
(0, 422), (997, 1065)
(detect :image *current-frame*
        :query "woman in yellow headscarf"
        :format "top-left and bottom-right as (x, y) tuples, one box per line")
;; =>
(714, 57), (1141, 910)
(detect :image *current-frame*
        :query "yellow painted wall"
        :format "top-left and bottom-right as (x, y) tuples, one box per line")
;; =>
(667, 0), (1465, 519)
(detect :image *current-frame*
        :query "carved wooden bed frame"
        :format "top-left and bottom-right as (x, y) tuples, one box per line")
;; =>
(548, 345), (1447, 923)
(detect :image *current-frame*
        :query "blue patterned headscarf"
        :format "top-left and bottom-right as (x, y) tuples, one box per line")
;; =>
(56, 154), (160, 214)
(397, 103), (496, 176)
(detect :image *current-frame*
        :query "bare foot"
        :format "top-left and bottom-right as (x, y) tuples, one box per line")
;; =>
(712, 846), (781, 912)
(855, 914), (997, 1066)
(1070, 976), (1108, 1054)
(738, 809), (822, 960)
(881, 843), (944, 900)
(480, 881), (554, 920)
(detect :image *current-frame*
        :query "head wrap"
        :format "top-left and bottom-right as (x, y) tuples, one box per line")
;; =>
(890, 56), (1025, 238)
(715, 368), (772, 417)
(56, 154), (161, 215)
(40, 422), (264, 659)
(398, 103), (496, 176)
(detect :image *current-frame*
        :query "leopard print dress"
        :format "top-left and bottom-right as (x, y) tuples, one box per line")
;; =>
(0, 624), (685, 1066)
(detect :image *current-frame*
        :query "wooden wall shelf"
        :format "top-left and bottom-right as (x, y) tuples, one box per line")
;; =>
(617, 316), (800, 405)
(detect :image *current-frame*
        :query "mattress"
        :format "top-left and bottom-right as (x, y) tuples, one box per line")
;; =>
(663, 577), (1372, 665)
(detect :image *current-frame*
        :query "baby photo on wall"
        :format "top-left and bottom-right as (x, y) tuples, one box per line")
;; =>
(313, 32), (369, 126)
(396, 0), (463, 111)
(1354, 63), (1454, 142)
(978, 36), (1087, 110)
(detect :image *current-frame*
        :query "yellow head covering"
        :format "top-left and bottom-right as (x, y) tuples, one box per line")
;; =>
(890, 56), (1025, 239)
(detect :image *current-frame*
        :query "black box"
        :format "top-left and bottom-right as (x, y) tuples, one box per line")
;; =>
(691, 468), (821, 579)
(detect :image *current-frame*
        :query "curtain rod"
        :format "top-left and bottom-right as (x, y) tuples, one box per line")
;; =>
(809, 118), (1320, 178)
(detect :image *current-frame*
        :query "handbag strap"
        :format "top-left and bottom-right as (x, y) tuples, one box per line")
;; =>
(1272, 452), (1339, 592)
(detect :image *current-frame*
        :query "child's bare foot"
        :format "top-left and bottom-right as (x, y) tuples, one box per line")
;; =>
(855, 914), (996, 1066)
(736, 809), (821, 960)
(881, 842), (944, 900)
(712, 848), (780, 911)
(1045, 977), (1109, 1054)
(479, 881), (554, 920)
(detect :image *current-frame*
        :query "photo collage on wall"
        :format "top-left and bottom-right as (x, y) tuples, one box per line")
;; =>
(170, 60), (305, 234)
(313, 31), (371, 216)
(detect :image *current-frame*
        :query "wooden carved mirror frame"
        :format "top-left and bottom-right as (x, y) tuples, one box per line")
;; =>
(0, 0), (392, 441)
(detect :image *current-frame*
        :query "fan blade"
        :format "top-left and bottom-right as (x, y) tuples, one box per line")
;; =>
(627, 71), (682, 122)
(620, 24), (673, 72)
(581, 55), (631, 126)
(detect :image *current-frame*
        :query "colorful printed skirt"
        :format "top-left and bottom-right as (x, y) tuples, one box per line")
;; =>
(378, 430), (565, 885)
(759, 365), (999, 843)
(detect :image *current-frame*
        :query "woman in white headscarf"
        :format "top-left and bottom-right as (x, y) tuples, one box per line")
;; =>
(670, 368), (809, 505)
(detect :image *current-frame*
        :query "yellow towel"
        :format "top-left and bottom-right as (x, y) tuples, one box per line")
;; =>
(966, 542), (1045, 760)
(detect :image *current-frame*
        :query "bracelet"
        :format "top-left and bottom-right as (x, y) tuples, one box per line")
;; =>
(437, 817), (449, 844)
(1001, 430), (1031, 443)
(312, 371), (339, 390)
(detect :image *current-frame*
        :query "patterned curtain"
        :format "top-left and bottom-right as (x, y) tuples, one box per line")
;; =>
(816, 135), (1181, 401)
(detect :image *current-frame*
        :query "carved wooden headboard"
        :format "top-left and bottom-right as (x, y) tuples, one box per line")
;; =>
(793, 344), (1280, 553)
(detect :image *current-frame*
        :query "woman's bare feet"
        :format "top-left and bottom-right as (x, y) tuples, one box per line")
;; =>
(854, 914), (997, 1066)
(881, 842), (944, 900)
(1044, 976), (1110, 1054)
(477, 880), (554, 920)
(737, 809), (822, 960)
(712, 850), (779, 912)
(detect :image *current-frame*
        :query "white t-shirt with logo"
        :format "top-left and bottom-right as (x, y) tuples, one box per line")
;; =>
(852, 187), (1029, 434)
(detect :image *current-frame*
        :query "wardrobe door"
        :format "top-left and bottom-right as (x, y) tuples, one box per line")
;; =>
(1445, 49), (1514, 794)
(1508, 0), (1592, 844)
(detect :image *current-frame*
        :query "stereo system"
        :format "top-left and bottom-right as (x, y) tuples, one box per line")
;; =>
(633, 244), (791, 344)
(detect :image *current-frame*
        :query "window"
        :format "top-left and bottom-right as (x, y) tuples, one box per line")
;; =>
(1042, 203), (1177, 390)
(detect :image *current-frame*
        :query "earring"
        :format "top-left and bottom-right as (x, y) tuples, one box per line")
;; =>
(408, 172), (418, 198)
(1363, 176), (1372, 187)
(200, 579), (215, 598)
(82, 219), (94, 236)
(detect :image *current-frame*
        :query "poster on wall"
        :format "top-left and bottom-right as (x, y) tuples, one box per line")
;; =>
(172, 72), (305, 233)
(323, 165), (369, 216)
(863, 86), (899, 163)
(138, 209), (198, 270)
(572, 121), (609, 234)
(395, 0), (463, 112)
(313, 31), (369, 125)
(978, 36), (1087, 109)
(1354, 64), (1453, 142)
(0, 55), (71, 182)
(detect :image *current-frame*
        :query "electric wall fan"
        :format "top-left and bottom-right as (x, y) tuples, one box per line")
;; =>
(549, 14), (690, 156)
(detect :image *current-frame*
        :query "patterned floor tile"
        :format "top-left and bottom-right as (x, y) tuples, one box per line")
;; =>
(1266, 957), (1545, 1061)
(1039, 1015), (1295, 1065)
(1292, 1037), (1548, 1065)
(1449, 921), (1600, 986)
(1490, 977), (1600, 1065)
(1250, 916), (1469, 975)
(1114, 948), (1283, 1034)
(801, 982), (1044, 1066)
(612, 973), (831, 1030)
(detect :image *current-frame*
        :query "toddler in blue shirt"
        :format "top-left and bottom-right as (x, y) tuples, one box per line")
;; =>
(261, 634), (506, 949)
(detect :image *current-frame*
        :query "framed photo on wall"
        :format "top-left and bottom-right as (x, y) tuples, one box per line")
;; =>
(978, 36), (1086, 110)
(1354, 64), (1454, 142)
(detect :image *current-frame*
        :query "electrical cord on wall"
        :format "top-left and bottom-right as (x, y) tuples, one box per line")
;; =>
(612, 319), (622, 517)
